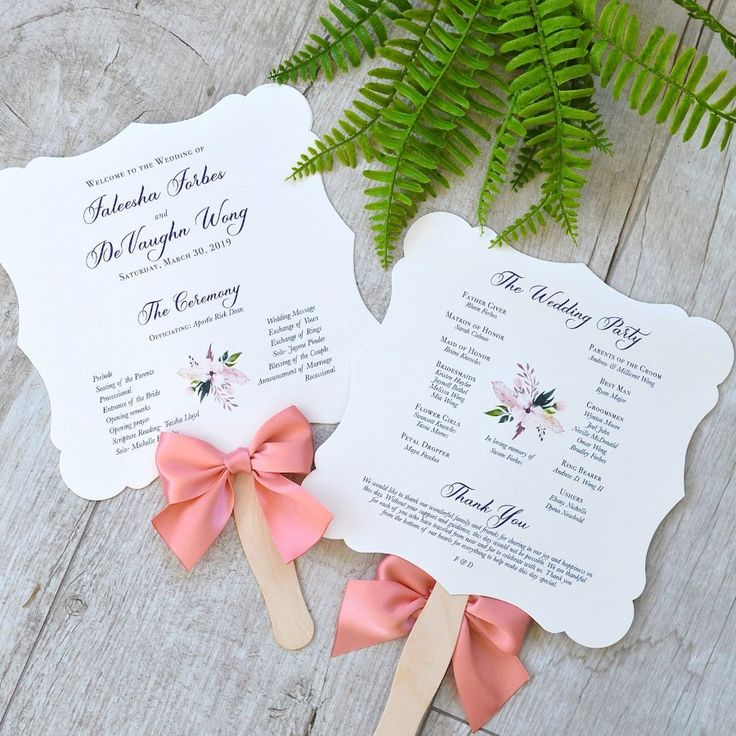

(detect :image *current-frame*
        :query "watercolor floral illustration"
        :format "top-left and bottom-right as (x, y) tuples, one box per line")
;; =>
(179, 344), (248, 410)
(485, 363), (565, 442)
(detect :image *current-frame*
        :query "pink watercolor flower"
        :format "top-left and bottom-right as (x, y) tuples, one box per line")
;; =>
(179, 344), (248, 410)
(486, 363), (564, 442)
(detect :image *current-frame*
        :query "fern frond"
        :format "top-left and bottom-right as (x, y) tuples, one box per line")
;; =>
(511, 141), (543, 190)
(366, 0), (506, 267)
(577, 96), (613, 153)
(491, 192), (554, 245)
(288, 4), (442, 179)
(477, 94), (526, 225)
(498, 0), (596, 243)
(575, 0), (736, 150)
(275, 0), (734, 265)
(269, 0), (411, 83)
(670, 0), (736, 59)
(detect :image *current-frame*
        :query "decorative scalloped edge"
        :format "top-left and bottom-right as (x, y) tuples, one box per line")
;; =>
(308, 211), (733, 647)
(0, 84), (375, 500)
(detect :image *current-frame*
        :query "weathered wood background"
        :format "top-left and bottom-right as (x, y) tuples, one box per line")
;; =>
(0, 1), (734, 734)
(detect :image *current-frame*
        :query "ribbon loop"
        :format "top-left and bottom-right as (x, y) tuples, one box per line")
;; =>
(333, 555), (530, 732)
(152, 406), (332, 571)
(223, 446), (252, 475)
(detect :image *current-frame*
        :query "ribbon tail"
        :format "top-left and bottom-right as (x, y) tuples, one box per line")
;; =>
(332, 579), (426, 656)
(251, 471), (332, 562)
(152, 485), (234, 571)
(452, 617), (529, 732)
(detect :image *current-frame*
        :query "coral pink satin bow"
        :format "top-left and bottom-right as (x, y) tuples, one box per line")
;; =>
(333, 556), (530, 732)
(152, 405), (332, 571)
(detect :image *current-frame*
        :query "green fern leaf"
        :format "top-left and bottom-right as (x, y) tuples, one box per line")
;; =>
(568, 30), (614, 154)
(670, 0), (736, 60)
(498, 0), (596, 242)
(288, 4), (443, 180)
(269, 0), (411, 83)
(510, 141), (543, 190)
(575, 0), (736, 150)
(365, 0), (506, 267)
(477, 93), (526, 225)
(577, 96), (613, 153)
(491, 192), (554, 245)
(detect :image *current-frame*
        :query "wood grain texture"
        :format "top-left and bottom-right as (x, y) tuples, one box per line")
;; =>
(0, 1), (734, 734)
(232, 472), (314, 650)
(421, 709), (485, 736)
(374, 587), (469, 736)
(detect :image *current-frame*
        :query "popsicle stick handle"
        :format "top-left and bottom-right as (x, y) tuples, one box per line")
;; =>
(232, 472), (314, 650)
(374, 584), (469, 736)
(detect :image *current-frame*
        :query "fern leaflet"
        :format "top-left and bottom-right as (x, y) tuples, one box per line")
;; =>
(578, 96), (613, 153)
(491, 192), (554, 245)
(511, 141), (543, 190)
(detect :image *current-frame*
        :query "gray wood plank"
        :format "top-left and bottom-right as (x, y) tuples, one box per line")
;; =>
(420, 709), (475, 736)
(0, 0), (734, 735)
(0, 365), (94, 719)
